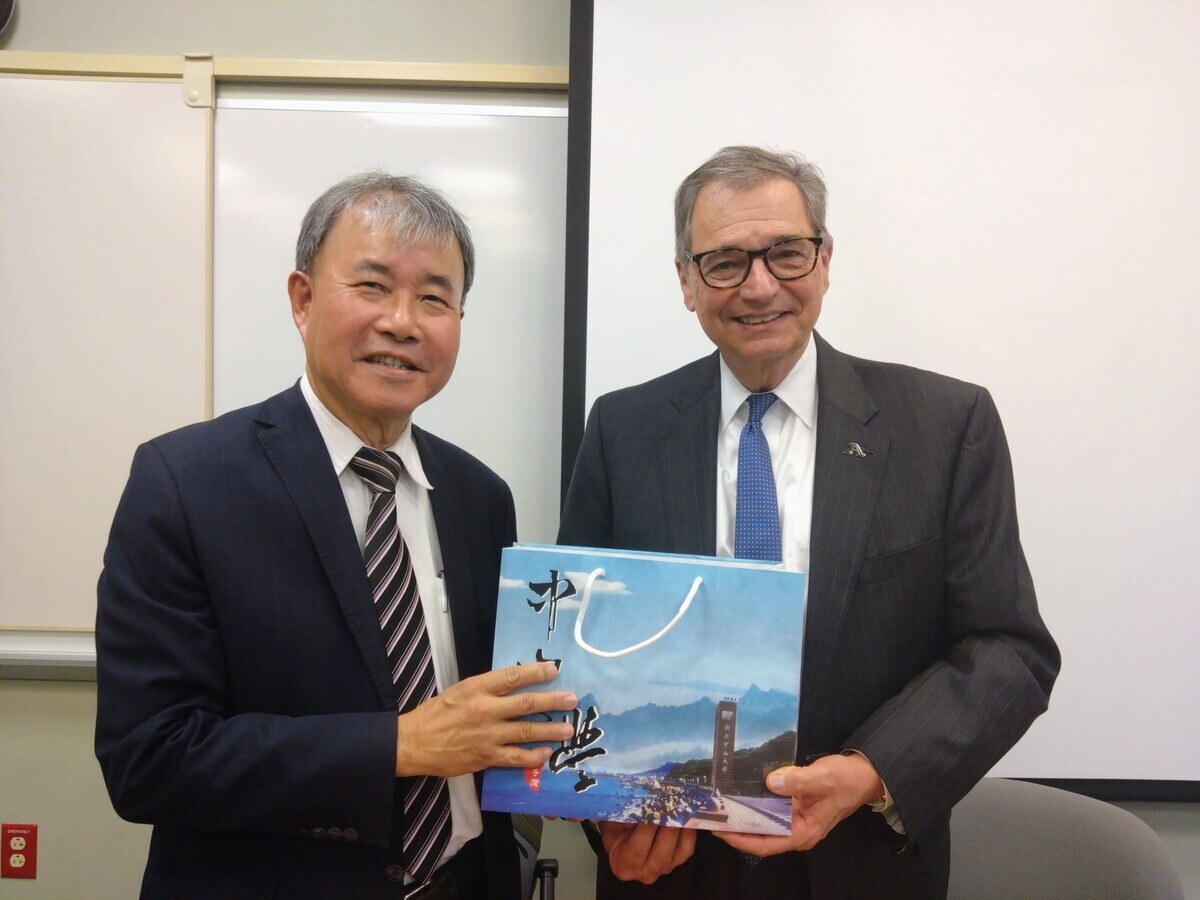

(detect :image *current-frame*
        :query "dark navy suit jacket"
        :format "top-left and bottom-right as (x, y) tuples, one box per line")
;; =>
(558, 333), (1060, 898)
(96, 384), (521, 899)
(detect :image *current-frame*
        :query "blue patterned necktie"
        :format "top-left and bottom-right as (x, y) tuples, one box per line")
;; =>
(349, 447), (452, 885)
(734, 392), (782, 562)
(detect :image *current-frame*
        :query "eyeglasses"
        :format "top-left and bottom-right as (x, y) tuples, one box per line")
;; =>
(686, 237), (824, 289)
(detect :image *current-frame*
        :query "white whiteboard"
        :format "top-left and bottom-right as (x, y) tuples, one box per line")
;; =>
(213, 87), (568, 543)
(585, 1), (1200, 782)
(0, 75), (208, 636)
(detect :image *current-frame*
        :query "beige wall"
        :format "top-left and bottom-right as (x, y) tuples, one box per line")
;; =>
(0, 0), (569, 65)
(1, 681), (150, 898)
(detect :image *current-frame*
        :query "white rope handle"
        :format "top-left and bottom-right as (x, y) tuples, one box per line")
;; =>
(573, 567), (703, 658)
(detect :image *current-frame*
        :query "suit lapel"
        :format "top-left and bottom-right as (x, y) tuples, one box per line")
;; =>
(659, 354), (721, 555)
(256, 385), (398, 711)
(804, 334), (888, 707)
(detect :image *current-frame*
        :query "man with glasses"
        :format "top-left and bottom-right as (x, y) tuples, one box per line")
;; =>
(558, 146), (1059, 898)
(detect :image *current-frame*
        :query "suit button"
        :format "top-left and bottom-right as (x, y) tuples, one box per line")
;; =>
(327, 827), (342, 841)
(385, 864), (405, 883)
(343, 828), (359, 843)
(310, 827), (325, 840)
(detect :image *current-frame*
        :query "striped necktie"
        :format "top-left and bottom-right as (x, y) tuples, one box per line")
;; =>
(349, 447), (452, 885)
(734, 392), (782, 562)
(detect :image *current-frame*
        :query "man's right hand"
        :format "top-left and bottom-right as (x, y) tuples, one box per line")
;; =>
(600, 821), (696, 884)
(395, 662), (577, 777)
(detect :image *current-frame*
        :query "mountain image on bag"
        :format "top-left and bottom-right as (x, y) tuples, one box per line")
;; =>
(481, 543), (806, 835)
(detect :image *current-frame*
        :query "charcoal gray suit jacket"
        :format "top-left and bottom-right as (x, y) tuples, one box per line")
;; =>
(558, 333), (1059, 898)
(96, 383), (521, 899)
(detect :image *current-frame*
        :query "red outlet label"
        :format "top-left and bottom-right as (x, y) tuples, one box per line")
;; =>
(1, 823), (37, 879)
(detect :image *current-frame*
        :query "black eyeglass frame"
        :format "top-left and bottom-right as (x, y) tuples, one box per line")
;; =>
(685, 236), (825, 289)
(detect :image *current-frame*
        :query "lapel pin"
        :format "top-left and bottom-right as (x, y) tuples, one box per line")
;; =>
(843, 442), (875, 458)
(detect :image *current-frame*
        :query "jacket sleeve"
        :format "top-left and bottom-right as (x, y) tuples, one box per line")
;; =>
(95, 440), (400, 845)
(844, 387), (1059, 841)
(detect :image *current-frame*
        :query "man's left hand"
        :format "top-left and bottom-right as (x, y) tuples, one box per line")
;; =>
(715, 752), (884, 857)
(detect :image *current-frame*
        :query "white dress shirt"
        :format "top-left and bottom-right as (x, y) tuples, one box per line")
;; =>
(300, 375), (482, 869)
(715, 341), (818, 577)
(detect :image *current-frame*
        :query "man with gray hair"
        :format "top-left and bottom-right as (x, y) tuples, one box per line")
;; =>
(96, 172), (575, 899)
(559, 146), (1060, 897)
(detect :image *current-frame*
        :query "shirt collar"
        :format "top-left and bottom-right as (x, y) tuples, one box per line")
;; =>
(299, 374), (433, 490)
(718, 339), (818, 433)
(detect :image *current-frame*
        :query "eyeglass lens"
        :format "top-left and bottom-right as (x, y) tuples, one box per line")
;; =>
(698, 239), (818, 287)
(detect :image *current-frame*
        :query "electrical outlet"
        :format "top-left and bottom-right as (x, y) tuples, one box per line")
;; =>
(1, 824), (37, 879)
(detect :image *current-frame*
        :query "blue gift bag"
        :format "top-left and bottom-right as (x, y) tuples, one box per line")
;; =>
(481, 543), (806, 835)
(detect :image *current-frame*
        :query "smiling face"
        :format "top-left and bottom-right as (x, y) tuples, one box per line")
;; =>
(288, 205), (465, 448)
(677, 177), (831, 392)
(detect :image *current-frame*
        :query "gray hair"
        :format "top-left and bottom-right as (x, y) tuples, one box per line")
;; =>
(674, 146), (830, 265)
(295, 171), (476, 303)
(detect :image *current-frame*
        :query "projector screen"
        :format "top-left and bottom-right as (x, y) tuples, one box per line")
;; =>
(579, 0), (1200, 786)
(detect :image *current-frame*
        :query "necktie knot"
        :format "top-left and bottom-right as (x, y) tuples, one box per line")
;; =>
(746, 392), (778, 426)
(349, 447), (401, 495)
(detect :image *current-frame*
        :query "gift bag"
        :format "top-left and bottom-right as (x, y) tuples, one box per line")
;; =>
(480, 543), (806, 835)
